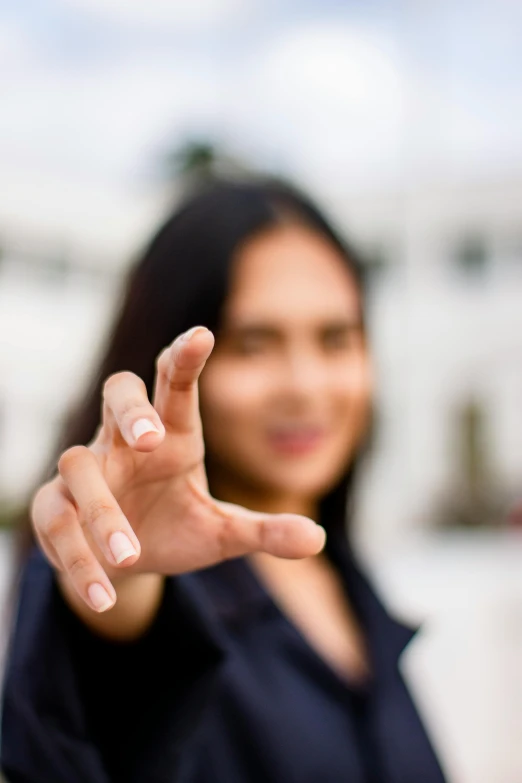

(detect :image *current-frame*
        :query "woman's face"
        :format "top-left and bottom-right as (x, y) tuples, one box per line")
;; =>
(199, 223), (372, 507)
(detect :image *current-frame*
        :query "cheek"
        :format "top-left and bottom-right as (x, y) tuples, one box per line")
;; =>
(335, 355), (372, 410)
(330, 358), (372, 456)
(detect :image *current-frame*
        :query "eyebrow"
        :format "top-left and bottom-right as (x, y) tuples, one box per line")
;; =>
(221, 317), (364, 335)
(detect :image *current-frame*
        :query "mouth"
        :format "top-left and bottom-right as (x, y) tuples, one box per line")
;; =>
(265, 426), (328, 456)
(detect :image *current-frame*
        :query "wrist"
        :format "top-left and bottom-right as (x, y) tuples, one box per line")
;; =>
(57, 568), (166, 641)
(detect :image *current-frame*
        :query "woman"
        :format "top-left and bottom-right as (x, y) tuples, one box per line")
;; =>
(1, 179), (447, 782)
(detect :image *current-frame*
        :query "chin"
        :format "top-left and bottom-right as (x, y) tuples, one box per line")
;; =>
(264, 463), (345, 501)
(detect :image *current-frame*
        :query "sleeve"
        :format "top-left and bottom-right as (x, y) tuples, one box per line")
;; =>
(1, 549), (225, 783)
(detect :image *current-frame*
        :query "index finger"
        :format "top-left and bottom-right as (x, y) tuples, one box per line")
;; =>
(153, 326), (214, 432)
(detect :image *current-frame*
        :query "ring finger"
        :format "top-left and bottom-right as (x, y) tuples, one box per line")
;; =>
(58, 445), (141, 568)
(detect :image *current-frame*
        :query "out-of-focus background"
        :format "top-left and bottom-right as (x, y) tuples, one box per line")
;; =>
(1, 1), (522, 781)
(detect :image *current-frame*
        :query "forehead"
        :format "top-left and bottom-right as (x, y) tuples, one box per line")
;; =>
(223, 224), (361, 324)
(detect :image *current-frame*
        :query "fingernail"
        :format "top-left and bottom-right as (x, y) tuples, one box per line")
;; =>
(88, 582), (114, 612)
(109, 531), (137, 564)
(132, 418), (160, 442)
(180, 326), (206, 342)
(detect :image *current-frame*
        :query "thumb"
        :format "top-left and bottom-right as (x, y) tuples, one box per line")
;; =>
(215, 501), (326, 560)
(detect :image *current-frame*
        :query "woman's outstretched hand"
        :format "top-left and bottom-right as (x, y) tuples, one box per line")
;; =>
(31, 327), (325, 615)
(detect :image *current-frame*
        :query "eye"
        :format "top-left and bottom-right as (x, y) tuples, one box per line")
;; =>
(321, 327), (356, 351)
(228, 330), (276, 356)
(233, 337), (268, 356)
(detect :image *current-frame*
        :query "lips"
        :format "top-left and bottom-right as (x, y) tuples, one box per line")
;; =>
(266, 427), (327, 456)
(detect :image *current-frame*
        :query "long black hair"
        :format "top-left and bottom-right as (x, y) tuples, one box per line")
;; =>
(17, 177), (368, 565)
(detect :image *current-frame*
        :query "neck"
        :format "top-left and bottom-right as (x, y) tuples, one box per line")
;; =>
(207, 466), (319, 522)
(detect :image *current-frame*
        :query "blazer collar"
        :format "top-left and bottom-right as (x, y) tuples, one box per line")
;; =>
(190, 529), (417, 676)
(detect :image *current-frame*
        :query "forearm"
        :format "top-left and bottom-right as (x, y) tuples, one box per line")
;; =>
(57, 570), (165, 641)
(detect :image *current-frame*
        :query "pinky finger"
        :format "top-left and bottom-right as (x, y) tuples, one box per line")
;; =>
(31, 482), (66, 570)
(53, 521), (116, 612)
(33, 484), (116, 613)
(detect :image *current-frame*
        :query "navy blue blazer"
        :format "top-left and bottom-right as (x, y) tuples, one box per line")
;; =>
(1, 532), (447, 783)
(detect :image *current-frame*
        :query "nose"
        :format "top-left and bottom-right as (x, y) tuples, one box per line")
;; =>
(278, 345), (328, 400)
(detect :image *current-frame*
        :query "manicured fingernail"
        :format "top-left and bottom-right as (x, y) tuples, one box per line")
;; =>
(132, 418), (159, 442)
(88, 582), (114, 612)
(180, 326), (206, 342)
(109, 531), (137, 564)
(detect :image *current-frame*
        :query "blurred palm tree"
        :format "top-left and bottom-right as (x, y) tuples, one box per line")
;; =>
(162, 138), (253, 193)
(166, 140), (218, 181)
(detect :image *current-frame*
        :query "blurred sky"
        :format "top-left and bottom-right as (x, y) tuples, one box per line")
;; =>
(1, 0), (522, 242)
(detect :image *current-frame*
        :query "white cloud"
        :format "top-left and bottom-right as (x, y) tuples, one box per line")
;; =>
(254, 24), (404, 118)
(0, 55), (221, 179)
(0, 18), (36, 71)
(2, 8), (522, 249)
(57, 0), (254, 30)
(0, 38), (226, 246)
(0, 19), (442, 230)
(221, 22), (409, 189)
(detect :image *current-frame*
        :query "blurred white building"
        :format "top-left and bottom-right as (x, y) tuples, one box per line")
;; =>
(1, 176), (522, 547)
(0, 228), (123, 505)
(336, 177), (522, 550)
